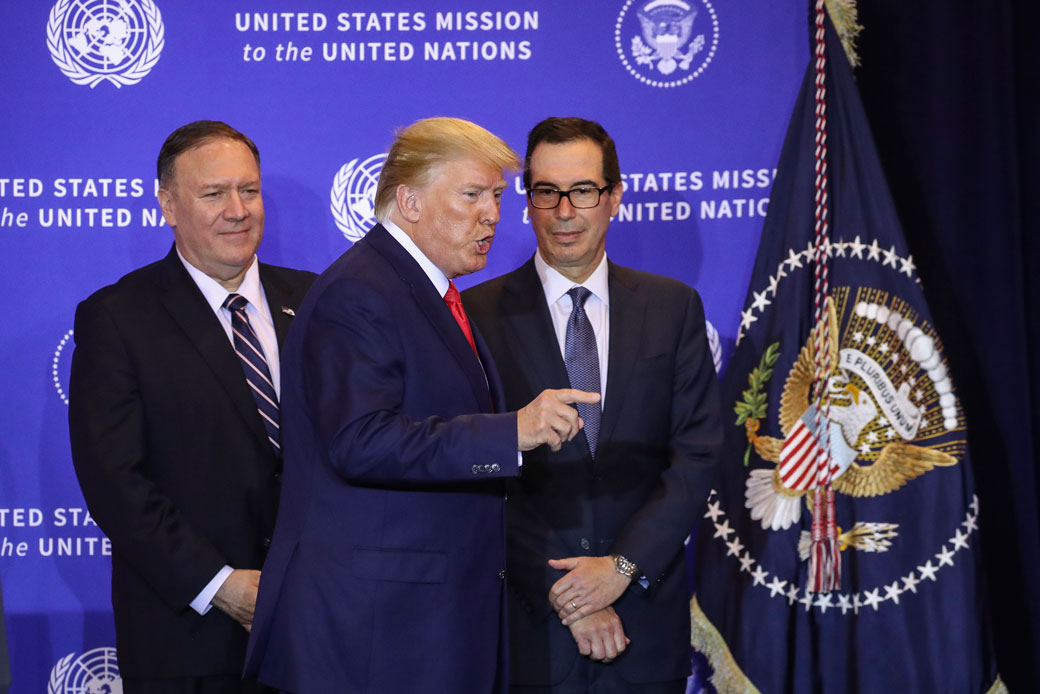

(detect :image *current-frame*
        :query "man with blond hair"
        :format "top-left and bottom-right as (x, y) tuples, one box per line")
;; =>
(244, 117), (599, 693)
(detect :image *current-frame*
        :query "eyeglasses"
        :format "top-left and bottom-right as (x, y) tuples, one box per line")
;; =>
(526, 184), (614, 209)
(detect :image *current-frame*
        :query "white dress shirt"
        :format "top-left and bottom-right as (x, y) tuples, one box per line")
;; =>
(383, 218), (450, 298)
(176, 248), (279, 615)
(533, 250), (610, 408)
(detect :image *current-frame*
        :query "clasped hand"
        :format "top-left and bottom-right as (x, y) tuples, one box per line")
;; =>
(549, 556), (633, 662)
(212, 568), (260, 631)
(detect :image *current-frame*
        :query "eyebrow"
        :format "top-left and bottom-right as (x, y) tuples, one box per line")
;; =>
(197, 179), (260, 190)
(458, 181), (507, 191)
(530, 179), (600, 189)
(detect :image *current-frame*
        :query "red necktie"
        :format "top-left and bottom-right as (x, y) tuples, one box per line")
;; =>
(443, 281), (478, 356)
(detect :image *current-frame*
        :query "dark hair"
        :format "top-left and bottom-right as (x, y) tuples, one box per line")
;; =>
(156, 120), (260, 187)
(523, 117), (620, 190)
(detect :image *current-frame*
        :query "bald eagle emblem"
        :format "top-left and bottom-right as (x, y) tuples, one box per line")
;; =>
(632, 0), (705, 76)
(737, 287), (964, 558)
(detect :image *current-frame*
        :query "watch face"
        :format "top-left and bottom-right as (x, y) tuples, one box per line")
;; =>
(614, 554), (637, 577)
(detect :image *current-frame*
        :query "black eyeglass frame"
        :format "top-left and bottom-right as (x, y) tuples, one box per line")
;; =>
(525, 184), (616, 210)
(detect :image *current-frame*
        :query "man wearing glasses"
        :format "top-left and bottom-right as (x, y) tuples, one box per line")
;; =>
(464, 117), (722, 693)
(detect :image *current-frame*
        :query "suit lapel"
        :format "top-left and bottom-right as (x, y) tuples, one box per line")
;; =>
(156, 248), (272, 452)
(499, 260), (571, 397)
(367, 226), (494, 413)
(259, 264), (304, 346)
(472, 324), (505, 412)
(599, 262), (645, 449)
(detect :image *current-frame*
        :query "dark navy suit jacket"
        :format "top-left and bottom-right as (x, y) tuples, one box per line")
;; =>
(68, 246), (314, 678)
(245, 225), (519, 693)
(464, 258), (723, 687)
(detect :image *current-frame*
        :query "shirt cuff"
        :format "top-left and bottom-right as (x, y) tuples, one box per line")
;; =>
(190, 565), (234, 615)
(517, 451), (524, 468)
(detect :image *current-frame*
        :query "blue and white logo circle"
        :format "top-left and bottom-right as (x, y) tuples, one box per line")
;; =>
(615, 0), (719, 88)
(53, 329), (74, 405)
(330, 153), (387, 243)
(48, 647), (122, 694)
(46, 0), (164, 89)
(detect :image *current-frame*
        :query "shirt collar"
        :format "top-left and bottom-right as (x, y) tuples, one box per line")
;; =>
(382, 218), (450, 298)
(533, 249), (610, 307)
(176, 247), (264, 313)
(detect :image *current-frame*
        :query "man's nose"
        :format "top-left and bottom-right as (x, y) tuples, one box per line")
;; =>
(483, 198), (501, 225)
(554, 194), (577, 219)
(224, 192), (249, 220)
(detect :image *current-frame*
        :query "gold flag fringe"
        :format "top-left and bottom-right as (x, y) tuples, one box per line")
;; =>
(690, 595), (1006, 693)
(689, 595), (761, 694)
(825, 0), (862, 67)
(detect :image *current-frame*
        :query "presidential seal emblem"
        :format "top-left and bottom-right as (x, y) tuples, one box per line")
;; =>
(46, 0), (164, 88)
(330, 153), (387, 243)
(48, 648), (122, 694)
(614, 0), (719, 88)
(702, 236), (978, 615)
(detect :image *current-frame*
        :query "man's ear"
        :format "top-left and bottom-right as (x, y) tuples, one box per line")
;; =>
(607, 181), (623, 218)
(157, 187), (176, 227)
(395, 184), (422, 224)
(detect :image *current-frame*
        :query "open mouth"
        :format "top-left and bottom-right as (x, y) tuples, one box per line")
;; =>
(476, 236), (493, 253)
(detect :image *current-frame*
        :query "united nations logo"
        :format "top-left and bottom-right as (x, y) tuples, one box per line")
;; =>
(48, 648), (122, 694)
(330, 153), (386, 243)
(46, 0), (164, 88)
(705, 318), (722, 374)
(53, 328), (74, 405)
(615, 0), (719, 88)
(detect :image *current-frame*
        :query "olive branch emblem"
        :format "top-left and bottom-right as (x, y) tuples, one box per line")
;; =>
(734, 341), (780, 466)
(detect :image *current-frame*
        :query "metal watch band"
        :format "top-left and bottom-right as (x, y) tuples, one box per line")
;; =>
(612, 553), (639, 579)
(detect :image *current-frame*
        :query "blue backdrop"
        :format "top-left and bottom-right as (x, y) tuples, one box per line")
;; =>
(0, 1), (805, 689)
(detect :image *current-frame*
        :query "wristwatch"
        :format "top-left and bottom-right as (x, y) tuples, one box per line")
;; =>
(611, 553), (639, 580)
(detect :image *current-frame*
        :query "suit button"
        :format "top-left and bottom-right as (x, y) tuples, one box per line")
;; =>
(490, 464), (501, 472)
(273, 471), (282, 483)
(262, 537), (271, 548)
(498, 569), (506, 580)
(580, 538), (591, 550)
(472, 465), (480, 474)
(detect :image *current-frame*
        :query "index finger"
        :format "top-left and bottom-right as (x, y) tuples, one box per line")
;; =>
(554, 388), (601, 405)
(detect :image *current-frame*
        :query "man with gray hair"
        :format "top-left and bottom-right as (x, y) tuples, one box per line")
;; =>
(245, 117), (599, 693)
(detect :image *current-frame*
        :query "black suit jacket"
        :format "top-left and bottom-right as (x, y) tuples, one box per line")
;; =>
(68, 246), (315, 678)
(464, 258), (723, 686)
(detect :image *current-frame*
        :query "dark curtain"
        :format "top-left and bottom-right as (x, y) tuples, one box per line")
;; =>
(854, 1), (1040, 691)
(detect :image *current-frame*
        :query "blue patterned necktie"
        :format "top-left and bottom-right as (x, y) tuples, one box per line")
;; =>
(222, 293), (280, 455)
(564, 286), (601, 457)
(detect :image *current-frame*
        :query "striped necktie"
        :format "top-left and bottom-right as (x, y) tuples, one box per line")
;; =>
(222, 293), (280, 455)
(565, 287), (601, 457)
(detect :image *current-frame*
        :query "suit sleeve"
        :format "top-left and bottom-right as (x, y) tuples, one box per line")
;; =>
(610, 288), (723, 586)
(68, 295), (228, 611)
(301, 276), (519, 483)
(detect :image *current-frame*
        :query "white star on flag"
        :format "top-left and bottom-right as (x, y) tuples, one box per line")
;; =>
(918, 560), (939, 581)
(713, 519), (734, 540)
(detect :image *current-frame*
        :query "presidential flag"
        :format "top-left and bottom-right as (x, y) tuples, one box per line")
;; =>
(690, 4), (1002, 692)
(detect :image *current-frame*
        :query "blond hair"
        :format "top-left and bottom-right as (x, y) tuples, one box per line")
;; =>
(374, 117), (519, 221)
